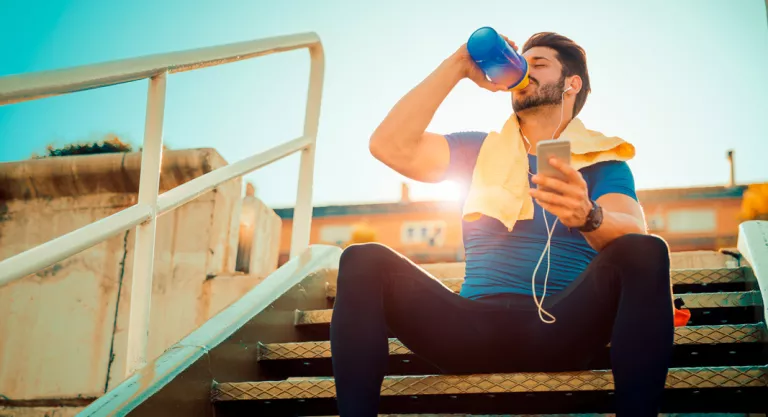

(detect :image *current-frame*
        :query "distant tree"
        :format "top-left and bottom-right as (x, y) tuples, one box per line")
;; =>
(32, 134), (133, 158)
(740, 183), (768, 221)
(344, 223), (377, 248)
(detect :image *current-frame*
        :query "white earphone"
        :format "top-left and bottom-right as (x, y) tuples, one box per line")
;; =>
(531, 82), (574, 325)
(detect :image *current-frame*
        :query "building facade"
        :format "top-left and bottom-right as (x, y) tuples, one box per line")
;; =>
(274, 184), (749, 266)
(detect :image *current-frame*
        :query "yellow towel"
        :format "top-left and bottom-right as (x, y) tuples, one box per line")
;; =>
(462, 115), (635, 232)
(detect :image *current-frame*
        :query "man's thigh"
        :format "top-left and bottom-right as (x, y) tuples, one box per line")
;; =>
(340, 243), (615, 373)
(379, 267), (544, 374)
(534, 260), (621, 368)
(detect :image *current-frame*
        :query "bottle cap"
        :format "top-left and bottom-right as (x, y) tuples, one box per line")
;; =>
(508, 67), (530, 91)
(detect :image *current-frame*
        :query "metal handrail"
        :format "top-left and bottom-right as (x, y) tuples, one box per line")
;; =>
(0, 32), (321, 105)
(737, 221), (768, 321)
(0, 32), (324, 379)
(76, 244), (342, 417)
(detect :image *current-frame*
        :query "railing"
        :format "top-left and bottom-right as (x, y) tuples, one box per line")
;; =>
(737, 220), (768, 321)
(0, 32), (324, 378)
(77, 244), (342, 416)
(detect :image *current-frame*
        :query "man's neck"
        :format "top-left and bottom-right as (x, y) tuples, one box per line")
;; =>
(518, 106), (573, 155)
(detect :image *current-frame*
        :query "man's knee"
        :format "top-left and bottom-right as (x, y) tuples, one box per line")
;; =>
(339, 242), (393, 268)
(604, 234), (671, 273)
(607, 234), (669, 258)
(337, 243), (397, 287)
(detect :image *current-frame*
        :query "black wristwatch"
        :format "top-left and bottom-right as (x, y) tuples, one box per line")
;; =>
(578, 199), (603, 233)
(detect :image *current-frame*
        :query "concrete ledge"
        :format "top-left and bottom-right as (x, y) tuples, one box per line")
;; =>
(0, 148), (227, 200)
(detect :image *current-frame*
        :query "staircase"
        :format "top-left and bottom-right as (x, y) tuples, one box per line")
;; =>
(210, 252), (768, 416)
(78, 227), (768, 417)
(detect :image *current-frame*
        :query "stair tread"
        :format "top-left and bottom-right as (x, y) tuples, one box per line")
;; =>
(677, 291), (762, 308)
(378, 413), (765, 417)
(257, 323), (766, 361)
(212, 365), (768, 401)
(324, 413), (765, 417)
(325, 267), (752, 298)
(297, 291), (764, 326)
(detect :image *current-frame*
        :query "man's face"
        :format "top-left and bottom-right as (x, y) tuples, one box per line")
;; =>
(512, 46), (566, 113)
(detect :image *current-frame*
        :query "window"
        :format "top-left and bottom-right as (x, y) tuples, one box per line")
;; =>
(666, 209), (717, 233)
(319, 225), (353, 246)
(645, 213), (664, 232)
(401, 221), (447, 247)
(646, 213), (665, 232)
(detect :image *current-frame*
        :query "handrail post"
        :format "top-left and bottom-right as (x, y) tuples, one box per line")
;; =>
(124, 72), (167, 376)
(289, 43), (324, 259)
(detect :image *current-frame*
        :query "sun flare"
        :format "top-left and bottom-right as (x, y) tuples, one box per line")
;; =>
(432, 181), (463, 202)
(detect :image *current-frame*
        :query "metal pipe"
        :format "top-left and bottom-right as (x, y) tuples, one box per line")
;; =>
(124, 73), (167, 376)
(290, 42), (325, 259)
(156, 135), (312, 215)
(0, 204), (153, 287)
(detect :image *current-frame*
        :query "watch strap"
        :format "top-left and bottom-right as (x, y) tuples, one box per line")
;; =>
(578, 199), (603, 233)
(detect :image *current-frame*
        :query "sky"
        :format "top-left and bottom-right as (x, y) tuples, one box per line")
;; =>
(1, 0), (767, 208)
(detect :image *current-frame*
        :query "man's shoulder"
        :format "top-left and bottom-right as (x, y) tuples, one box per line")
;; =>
(445, 131), (489, 143)
(444, 131), (489, 157)
(581, 160), (637, 200)
(442, 131), (489, 181)
(583, 160), (633, 174)
(581, 160), (635, 185)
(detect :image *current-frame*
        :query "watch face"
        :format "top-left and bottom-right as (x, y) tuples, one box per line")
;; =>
(592, 204), (603, 228)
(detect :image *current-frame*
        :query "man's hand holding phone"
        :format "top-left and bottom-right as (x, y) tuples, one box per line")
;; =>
(529, 156), (593, 229)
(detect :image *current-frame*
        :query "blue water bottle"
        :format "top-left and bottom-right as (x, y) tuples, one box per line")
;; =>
(467, 27), (530, 91)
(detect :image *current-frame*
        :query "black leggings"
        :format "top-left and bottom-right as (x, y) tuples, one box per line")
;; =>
(330, 233), (675, 417)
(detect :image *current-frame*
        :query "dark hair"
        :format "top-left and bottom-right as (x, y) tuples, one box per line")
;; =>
(522, 32), (591, 117)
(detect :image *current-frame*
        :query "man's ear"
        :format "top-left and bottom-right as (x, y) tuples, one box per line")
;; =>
(565, 75), (583, 96)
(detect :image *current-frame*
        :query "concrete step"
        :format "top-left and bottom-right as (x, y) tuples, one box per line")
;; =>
(211, 366), (768, 402)
(256, 324), (766, 362)
(295, 291), (763, 327)
(325, 267), (753, 298)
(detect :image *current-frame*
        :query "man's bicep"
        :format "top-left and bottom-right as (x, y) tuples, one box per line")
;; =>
(590, 161), (645, 230)
(377, 130), (486, 183)
(411, 131), (486, 183)
(406, 132), (452, 183)
(370, 132), (450, 183)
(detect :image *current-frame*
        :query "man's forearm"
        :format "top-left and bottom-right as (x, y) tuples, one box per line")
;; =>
(581, 208), (647, 252)
(369, 55), (464, 156)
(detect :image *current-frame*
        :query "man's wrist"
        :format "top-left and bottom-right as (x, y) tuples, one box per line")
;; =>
(440, 54), (468, 84)
(578, 199), (603, 233)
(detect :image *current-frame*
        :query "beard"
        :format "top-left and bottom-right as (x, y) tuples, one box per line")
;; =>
(512, 75), (566, 113)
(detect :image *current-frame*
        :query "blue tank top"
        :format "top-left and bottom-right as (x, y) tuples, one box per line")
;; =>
(443, 131), (638, 299)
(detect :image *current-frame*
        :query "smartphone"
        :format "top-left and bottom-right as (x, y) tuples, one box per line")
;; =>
(536, 139), (571, 192)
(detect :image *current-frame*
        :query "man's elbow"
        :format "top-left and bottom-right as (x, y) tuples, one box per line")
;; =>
(634, 217), (650, 235)
(618, 217), (648, 238)
(369, 134), (387, 162)
(369, 134), (414, 170)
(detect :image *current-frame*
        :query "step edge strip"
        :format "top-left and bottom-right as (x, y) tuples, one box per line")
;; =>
(258, 324), (766, 361)
(212, 365), (768, 401)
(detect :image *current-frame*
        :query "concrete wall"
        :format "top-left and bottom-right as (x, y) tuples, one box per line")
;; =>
(236, 185), (282, 277)
(0, 148), (279, 401)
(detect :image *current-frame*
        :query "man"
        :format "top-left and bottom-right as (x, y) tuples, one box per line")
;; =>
(330, 32), (673, 417)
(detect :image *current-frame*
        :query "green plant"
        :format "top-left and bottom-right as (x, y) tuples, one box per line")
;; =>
(33, 135), (133, 158)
